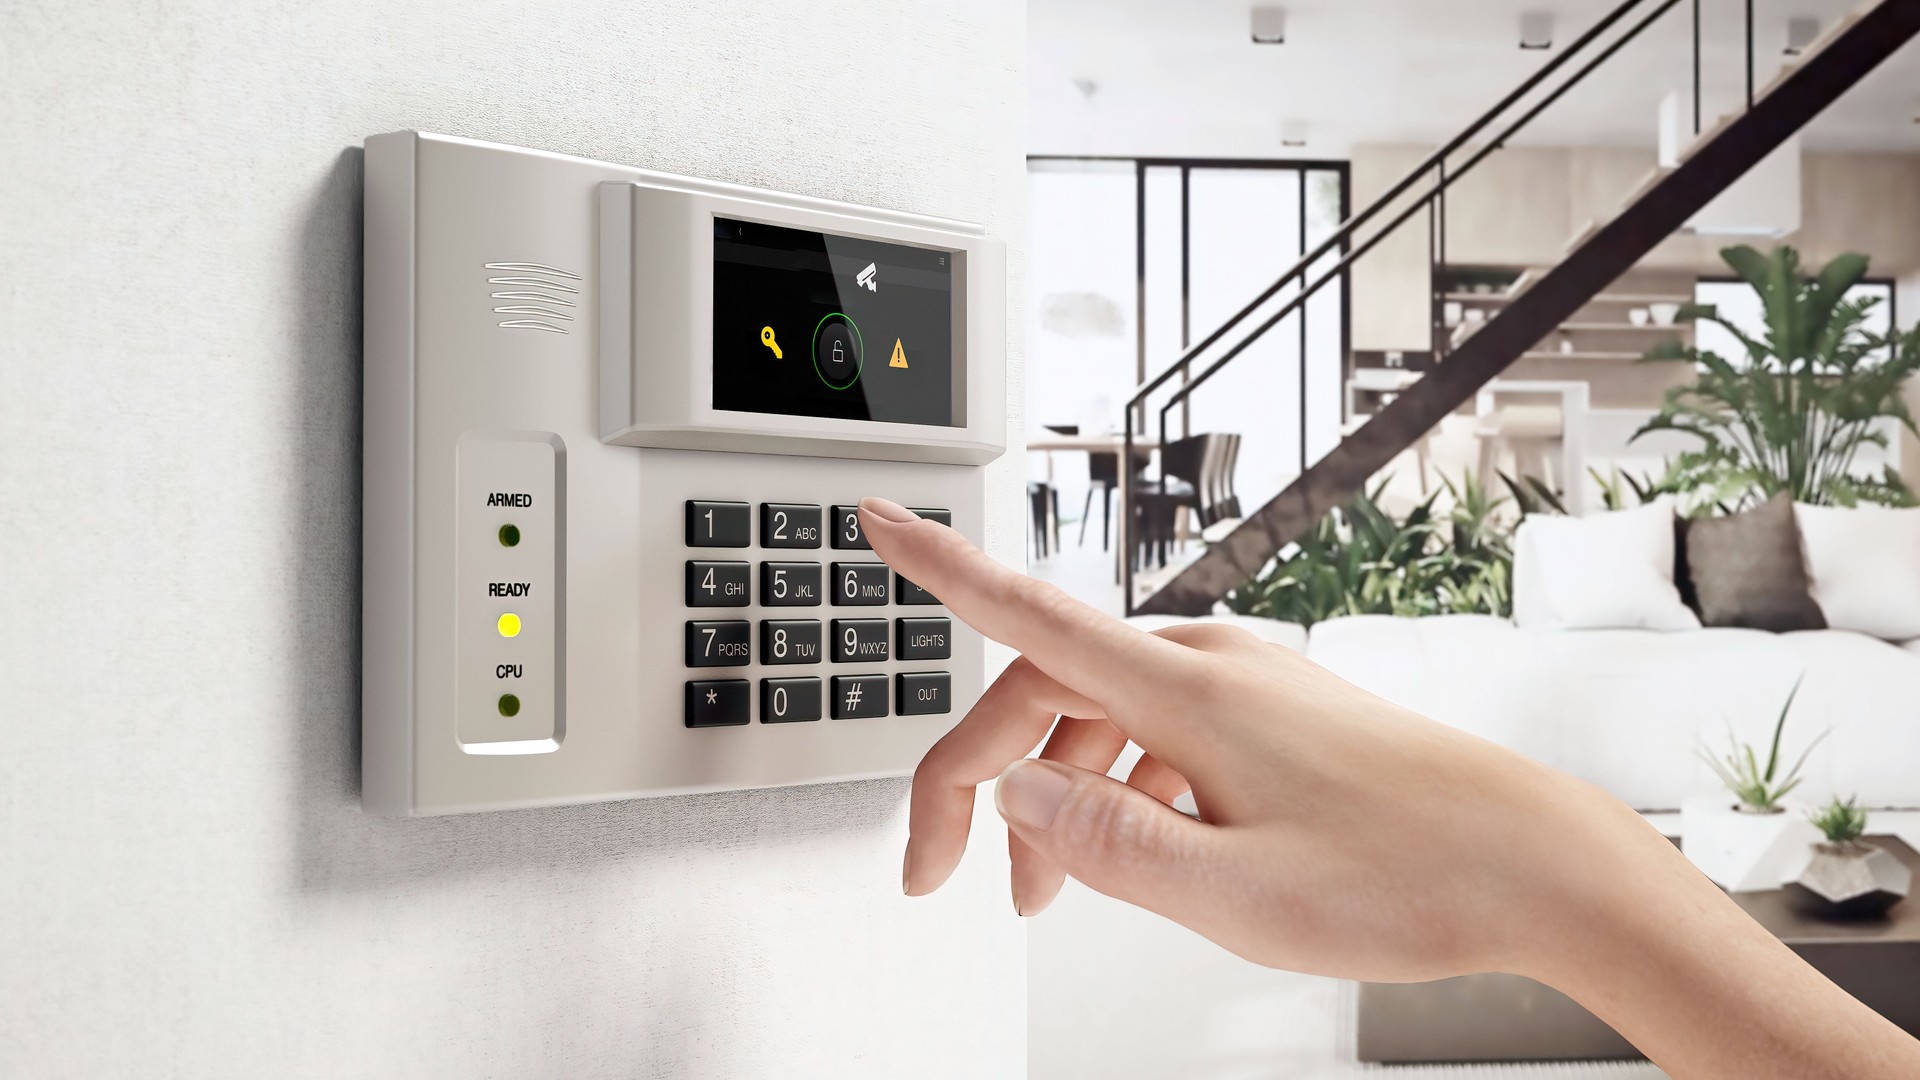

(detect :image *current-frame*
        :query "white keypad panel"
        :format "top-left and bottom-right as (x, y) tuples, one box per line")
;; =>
(681, 500), (953, 727)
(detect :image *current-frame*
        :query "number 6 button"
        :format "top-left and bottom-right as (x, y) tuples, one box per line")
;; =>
(833, 563), (889, 605)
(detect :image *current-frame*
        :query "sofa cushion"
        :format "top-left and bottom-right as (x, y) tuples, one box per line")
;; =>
(1794, 504), (1920, 641)
(1682, 493), (1826, 632)
(1513, 501), (1700, 631)
(1123, 613), (1307, 653)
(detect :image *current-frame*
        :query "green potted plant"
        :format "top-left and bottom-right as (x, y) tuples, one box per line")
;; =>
(1636, 245), (1919, 514)
(1784, 797), (1912, 919)
(1682, 677), (1828, 891)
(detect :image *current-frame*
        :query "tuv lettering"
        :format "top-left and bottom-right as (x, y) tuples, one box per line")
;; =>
(487, 492), (534, 507)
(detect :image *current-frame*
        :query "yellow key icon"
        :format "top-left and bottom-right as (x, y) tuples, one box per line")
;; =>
(760, 326), (783, 359)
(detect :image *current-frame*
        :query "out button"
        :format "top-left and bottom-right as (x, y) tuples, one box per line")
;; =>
(896, 672), (951, 716)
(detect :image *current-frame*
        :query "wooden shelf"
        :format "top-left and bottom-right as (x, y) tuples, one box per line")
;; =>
(1444, 290), (1690, 306)
(1557, 322), (1689, 332)
(1520, 350), (1645, 361)
(1582, 292), (1691, 305)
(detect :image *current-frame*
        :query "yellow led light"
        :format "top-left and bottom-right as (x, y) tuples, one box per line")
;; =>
(496, 612), (522, 639)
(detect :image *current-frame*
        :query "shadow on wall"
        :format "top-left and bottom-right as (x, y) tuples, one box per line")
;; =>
(286, 147), (907, 896)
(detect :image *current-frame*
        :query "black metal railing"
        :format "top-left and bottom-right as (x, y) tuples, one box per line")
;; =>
(1120, 0), (1775, 612)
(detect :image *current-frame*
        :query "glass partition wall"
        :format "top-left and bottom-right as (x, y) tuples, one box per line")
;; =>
(1028, 158), (1350, 530)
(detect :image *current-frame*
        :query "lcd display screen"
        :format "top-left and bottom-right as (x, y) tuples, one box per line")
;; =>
(711, 217), (957, 427)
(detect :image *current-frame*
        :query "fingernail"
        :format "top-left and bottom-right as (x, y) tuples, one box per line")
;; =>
(995, 760), (1071, 831)
(860, 496), (918, 523)
(901, 843), (914, 896)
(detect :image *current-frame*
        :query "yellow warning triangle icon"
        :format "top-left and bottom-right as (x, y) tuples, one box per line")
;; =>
(889, 339), (908, 368)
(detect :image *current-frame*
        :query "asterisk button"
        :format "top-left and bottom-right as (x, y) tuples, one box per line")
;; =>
(706, 689), (718, 704)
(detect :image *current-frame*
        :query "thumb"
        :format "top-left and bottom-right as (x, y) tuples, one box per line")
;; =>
(994, 758), (1223, 921)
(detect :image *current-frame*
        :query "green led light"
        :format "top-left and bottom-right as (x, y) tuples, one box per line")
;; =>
(497, 693), (521, 718)
(498, 524), (521, 547)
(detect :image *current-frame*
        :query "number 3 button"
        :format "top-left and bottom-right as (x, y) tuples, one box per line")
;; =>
(830, 505), (870, 549)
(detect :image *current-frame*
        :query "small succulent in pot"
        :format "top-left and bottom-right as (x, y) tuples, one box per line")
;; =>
(1807, 795), (1869, 847)
(1786, 795), (1911, 919)
(1695, 676), (1828, 814)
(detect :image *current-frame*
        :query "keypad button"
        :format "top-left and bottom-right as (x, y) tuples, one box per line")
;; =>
(686, 560), (751, 607)
(831, 618), (890, 663)
(685, 620), (751, 667)
(895, 617), (952, 661)
(896, 573), (940, 606)
(897, 671), (952, 716)
(761, 561), (823, 607)
(760, 503), (823, 549)
(685, 679), (750, 727)
(761, 619), (823, 665)
(831, 674), (889, 720)
(830, 505), (870, 549)
(686, 501), (751, 547)
(911, 508), (953, 526)
(761, 677), (823, 723)
(832, 562), (890, 605)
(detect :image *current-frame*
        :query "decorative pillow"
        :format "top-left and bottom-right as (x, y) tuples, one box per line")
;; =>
(1682, 493), (1826, 631)
(1512, 500), (1701, 631)
(1793, 503), (1920, 641)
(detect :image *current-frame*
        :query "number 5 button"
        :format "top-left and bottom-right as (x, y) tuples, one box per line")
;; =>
(761, 562), (822, 606)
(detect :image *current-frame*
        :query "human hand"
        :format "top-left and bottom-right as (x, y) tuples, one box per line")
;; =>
(859, 497), (1638, 984)
(858, 496), (1920, 1080)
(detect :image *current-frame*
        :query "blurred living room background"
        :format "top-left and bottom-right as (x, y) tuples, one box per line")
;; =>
(1018, 1), (1920, 1076)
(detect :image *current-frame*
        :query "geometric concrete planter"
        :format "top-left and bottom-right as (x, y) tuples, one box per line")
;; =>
(1681, 795), (1822, 893)
(1784, 841), (1913, 919)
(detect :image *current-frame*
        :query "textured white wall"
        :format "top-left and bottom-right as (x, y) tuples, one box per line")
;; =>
(0, 2), (1028, 1076)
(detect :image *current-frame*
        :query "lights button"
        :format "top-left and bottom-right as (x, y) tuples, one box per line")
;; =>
(497, 612), (522, 638)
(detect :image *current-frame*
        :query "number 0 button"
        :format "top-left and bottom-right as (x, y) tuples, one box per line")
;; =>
(761, 678), (822, 723)
(833, 563), (890, 605)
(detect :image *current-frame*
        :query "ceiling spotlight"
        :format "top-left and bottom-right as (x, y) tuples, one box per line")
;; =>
(1280, 119), (1308, 147)
(1784, 16), (1819, 55)
(1251, 6), (1286, 45)
(1519, 11), (1554, 50)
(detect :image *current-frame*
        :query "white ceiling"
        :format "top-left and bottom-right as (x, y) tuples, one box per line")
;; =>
(1029, 0), (1920, 158)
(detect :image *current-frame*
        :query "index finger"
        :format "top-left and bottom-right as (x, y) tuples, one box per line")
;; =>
(857, 497), (1195, 704)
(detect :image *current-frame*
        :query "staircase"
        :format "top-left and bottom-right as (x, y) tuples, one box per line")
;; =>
(1126, 0), (1920, 617)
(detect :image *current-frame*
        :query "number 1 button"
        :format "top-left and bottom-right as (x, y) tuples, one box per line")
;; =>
(687, 501), (750, 547)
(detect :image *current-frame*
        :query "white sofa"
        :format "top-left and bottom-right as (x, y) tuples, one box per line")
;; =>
(1129, 614), (1920, 810)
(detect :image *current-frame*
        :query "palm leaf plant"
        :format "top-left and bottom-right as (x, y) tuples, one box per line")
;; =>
(1695, 675), (1830, 813)
(1635, 245), (1919, 511)
(1225, 473), (1514, 626)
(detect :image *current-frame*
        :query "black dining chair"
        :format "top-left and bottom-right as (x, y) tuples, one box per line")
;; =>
(1132, 432), (1241, 568)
